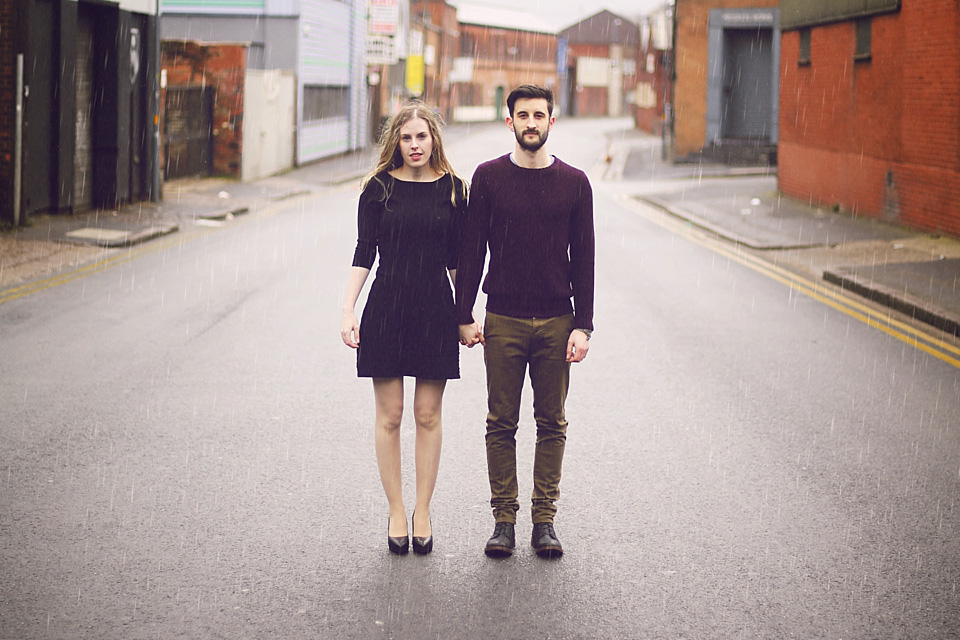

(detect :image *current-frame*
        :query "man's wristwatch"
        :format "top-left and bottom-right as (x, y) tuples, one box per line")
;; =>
(575, 328), (592, 340)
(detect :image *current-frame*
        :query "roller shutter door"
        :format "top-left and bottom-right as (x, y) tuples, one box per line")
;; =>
(74, 12), (95, 211)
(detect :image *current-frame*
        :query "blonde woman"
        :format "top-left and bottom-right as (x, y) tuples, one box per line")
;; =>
(341, 103), (467, 555)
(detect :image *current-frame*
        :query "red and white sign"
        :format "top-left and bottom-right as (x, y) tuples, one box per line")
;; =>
(369, 0), (399, 35)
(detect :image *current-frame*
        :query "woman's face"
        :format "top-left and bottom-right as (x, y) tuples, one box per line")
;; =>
(397, 117), (433, 170)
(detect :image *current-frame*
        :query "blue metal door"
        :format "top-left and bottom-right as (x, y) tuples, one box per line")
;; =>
(721, 28), (773, 140)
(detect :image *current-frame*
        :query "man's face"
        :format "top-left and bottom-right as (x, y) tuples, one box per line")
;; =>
(507, 98), (554, 152)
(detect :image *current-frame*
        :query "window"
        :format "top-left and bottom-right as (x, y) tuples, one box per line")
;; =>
(303, 86), (348, 123)
(798, 28), (811, 65)
(460, 33), (476, 57)
(855, 18), (871, 61)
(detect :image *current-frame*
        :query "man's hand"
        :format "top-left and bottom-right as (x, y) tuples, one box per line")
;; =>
(459, 321), (485, 347)
(566, 329), (590, 363)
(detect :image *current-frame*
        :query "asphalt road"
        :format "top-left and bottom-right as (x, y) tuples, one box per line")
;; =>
(1, 120), (958, 639)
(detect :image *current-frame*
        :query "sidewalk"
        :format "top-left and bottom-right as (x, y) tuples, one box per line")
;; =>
(612, 129), (960, 338)
(2, 126), (959, 340)
(0, 146), (377, 289)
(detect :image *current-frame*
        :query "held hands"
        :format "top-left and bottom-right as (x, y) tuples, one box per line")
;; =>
(566, 329), (590, 363)
(341, 310), (360, 349)
(458, 320), (485, 347)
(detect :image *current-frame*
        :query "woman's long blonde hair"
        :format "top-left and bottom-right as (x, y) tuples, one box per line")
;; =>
(361, 102), (467, 206)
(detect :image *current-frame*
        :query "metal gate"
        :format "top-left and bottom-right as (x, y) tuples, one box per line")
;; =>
(164, 86), (213, 180)
(721, 28), (773, 140)
(74, 12), (95, 211)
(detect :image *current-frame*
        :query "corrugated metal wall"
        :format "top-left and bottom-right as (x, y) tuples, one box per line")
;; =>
(349, 0), (367, 151)
(297, 0), (367, 164)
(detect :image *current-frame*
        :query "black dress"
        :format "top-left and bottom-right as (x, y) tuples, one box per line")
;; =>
(351, 172), (466, 379)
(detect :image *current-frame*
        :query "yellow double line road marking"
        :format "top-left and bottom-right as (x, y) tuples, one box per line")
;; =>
(625, 194), (960, 369)
(0, 231), (196, 304)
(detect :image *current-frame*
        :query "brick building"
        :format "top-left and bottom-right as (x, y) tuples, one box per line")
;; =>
(634, 6), (673, 134)
(452, 4), (558, 122)
(778, 0), (960, 237)
(163, 0), (367, 165)
(672, 0), (780, 163)
(411, 0), (460, 124)
(161, 42), (248, 180)
(560, 10), (638, 118)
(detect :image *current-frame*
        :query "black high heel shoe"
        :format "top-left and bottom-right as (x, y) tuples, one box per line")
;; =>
(412, 511), (433, 555)
(388, 517), (409, 555)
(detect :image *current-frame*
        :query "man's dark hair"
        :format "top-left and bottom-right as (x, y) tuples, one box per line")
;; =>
(507, 85), (554, 118)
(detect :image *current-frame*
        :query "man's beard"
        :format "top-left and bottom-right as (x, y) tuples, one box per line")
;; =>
(516, 128), (549, 152)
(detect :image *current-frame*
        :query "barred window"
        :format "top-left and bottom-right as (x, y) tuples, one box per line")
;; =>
(303, 85), (348, 123)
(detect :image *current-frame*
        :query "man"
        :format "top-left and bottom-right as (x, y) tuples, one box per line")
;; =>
(456, 85), (595, 559)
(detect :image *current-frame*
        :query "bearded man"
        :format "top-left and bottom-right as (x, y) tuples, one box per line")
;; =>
(455, 84), (596, 559)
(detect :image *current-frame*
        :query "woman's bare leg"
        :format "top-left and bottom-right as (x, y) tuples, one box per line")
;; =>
(412, 379), (446, 537)
(373, 377), (406, 537)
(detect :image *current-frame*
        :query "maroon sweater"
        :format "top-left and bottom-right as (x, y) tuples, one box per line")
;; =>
(455, 154), (595, 331)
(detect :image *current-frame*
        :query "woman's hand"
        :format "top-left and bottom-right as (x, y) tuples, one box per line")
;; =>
(341, 310), (360, 348)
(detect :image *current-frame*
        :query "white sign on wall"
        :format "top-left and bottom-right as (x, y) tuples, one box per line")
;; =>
(576, 57), (611, 88)
(449, 57), (474, 83)
(636, 82), (657, 109)
(367, 35), (398, 65)
(369, 0), (399, 35)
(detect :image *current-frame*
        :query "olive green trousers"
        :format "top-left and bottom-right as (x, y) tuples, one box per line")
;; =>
(483, 312), (573, 524)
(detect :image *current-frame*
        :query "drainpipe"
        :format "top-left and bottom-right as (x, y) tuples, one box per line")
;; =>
(14, 54), (23, 225)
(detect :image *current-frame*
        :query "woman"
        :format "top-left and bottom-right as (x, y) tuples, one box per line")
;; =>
(340, 103), (467, 555)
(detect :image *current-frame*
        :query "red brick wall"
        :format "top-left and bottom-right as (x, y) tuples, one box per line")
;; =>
(161, 40), (246, 179)
(411, 0), (460, 121)
(459, 23), (557, 112)
(574, 86), (607, 117)
(779, 1), (960, 236)
(569, 43), (607, 117)
(462, 23), (557, 67)
(634, 48), (667, 134)
(568, 42), (639, 118)
(0, 0), (16, 215)
(570, 43), (611, 58)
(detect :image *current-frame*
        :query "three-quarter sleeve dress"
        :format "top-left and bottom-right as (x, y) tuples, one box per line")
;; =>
(351, 172), (466, 379)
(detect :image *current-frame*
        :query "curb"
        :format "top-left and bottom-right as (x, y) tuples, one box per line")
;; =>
(115, 223), (180, 248)
(640, 194), (960, 337)
(638, 195), (827, 251)
(194, 206), (251, 222)
(823, 267), (960, 338)
(64, 222), (181, 249)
